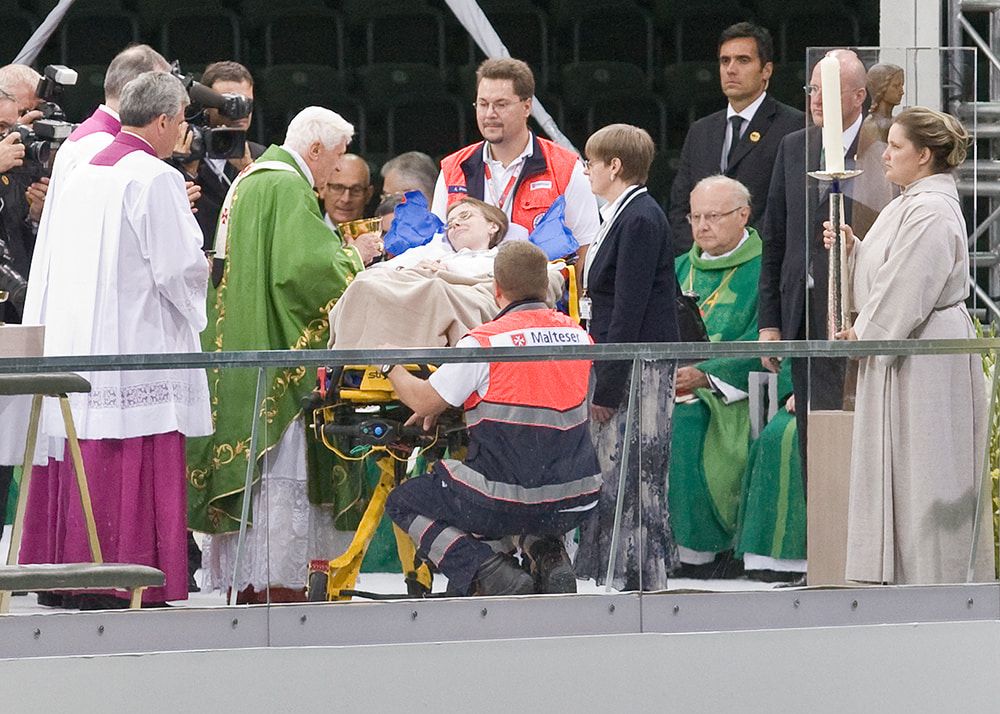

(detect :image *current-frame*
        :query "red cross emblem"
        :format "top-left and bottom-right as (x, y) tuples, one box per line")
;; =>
(220, 208), (229, 225)
(511, 333), (527, 346)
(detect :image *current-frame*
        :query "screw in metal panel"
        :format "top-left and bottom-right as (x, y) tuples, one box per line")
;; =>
(608, 604), (615, 614)
(793, 599), (800, 609)
(851, 600), (858, 610)
(480, 608), (488, 617)
(300, 614), (308, 624)
(672, 605), (680, 615)
(968, 598), (975, 608)
(33, 628), (41, 639)
(97, 625), (105, 635)
(411, 610), (418, 620)
(231, 618), (239, 629)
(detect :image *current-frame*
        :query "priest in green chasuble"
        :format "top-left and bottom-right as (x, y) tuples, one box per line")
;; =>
(186, 107), (383, 601)
(668, 176), (764, 576)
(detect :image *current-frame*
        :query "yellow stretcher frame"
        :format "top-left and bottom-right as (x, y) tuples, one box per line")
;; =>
(308, 367), (435, 601)
(311, 455), (432, 601)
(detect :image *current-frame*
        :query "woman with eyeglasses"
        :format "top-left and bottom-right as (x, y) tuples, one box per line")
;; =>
(575, 124), (680, 591)
(373, 197), (507, 276)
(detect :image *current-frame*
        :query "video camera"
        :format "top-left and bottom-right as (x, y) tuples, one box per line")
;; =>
(11, 64), (78, 177)
(0, 237), (27, 314)
(171, 61), (253, 162)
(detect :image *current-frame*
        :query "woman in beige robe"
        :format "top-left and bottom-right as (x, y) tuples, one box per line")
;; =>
(829, 107), (994, 584)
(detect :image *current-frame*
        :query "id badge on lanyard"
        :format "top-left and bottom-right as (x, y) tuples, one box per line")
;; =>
(484, 163), (518, 213)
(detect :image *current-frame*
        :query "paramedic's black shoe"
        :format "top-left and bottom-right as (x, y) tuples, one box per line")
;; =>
(472, 553), (534, 596)
(530, 537), (577, 594)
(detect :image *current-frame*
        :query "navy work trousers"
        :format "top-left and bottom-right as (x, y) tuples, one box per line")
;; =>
(386, 472), (591, 595)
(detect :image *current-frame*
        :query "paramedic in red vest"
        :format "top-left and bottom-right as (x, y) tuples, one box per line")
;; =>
(432, 58), (599, 274)
(384, 241), (601, 597)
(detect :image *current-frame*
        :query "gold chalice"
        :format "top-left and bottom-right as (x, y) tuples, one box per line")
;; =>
(338, 217), (382, 241)
(338, 217), (385, 259)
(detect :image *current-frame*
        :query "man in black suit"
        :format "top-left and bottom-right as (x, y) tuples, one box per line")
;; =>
(180, 61), (265, 253)
(758, 49), (870, 478)
(668, 22), (803, 256)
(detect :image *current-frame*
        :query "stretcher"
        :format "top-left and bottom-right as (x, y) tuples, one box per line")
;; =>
(304, 365), (465, 601)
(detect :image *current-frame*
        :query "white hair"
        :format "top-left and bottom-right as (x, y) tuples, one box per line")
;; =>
(0, 64), (41, 98)
(692, 174), (752, 209)
(283, 106), (354, 154)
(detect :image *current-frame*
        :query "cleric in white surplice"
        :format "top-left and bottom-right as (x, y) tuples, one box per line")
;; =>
(18, 71), (211, 607)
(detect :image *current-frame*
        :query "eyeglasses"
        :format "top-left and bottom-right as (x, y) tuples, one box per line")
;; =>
(473, 98), (524, 114)
(804, 84), (863, 96)
(446, 208), (481, 230)
(326, 183), (369, 198)
(686, 206), (746, 225)
(582, 158), (603, 170)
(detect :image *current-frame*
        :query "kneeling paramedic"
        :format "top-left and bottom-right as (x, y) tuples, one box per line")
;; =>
(384, 241), (601, 596)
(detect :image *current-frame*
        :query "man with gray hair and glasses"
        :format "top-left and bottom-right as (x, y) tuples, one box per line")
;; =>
(17, 71), (211, 609)
(381, 150), (437, 203)
(187, 106), (380, 604)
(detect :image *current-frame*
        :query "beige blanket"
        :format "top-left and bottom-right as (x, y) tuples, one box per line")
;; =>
(328, 266), (564, 349)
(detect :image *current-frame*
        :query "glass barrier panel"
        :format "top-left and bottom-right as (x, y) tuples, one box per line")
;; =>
(0, 340), (997, 631)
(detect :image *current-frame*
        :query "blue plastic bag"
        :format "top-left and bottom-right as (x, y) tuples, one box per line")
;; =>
(382, 190), (444, 256)
(528, 196), (579, 260)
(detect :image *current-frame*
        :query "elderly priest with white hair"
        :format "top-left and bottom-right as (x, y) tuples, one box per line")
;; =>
(18, 71), (212, 608)
(187, 107), (380, 604)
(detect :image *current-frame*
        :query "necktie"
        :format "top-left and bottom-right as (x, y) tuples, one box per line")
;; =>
(725, 115), (744, 171)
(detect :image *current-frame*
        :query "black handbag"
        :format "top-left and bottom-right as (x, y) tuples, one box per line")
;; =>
(676, 285), (709, 342)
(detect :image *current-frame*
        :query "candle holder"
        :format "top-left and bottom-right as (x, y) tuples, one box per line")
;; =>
(807, 169), (863, 338)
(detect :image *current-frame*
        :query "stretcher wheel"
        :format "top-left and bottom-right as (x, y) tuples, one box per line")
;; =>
(307, 570), (329, 602)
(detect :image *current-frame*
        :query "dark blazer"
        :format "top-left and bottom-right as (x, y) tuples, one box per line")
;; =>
(193, 140), (266, 252)
(668, 94), (804, 255)
(587, 188), (678, 408)
(757, 125), (864, 342)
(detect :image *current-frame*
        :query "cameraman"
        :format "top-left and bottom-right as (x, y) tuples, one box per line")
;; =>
(0, 65), (48, 226)
(174, 61), (264, 252)
(0, 86), (32, 324)
(0, 85), (28, 525)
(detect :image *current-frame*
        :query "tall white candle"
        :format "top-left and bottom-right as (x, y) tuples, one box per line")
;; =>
(819, 54), (844, 174)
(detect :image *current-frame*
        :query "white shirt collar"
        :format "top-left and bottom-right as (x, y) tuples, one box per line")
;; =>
(97, 104), (119, 121)
(483, 132), (534, 169)
(280, 144), (315, 187)
(726, 91), (767, 123)
(699, 229), (749, 261)
(843, 113), (863, 155)
(206, 157), (228, 179)
(599, 184), (641, 223)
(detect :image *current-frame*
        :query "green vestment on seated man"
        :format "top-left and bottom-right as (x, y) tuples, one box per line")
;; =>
(668, 227), (762, 554)
(186, 145), (366, 535)
(735, 360), (805, 562)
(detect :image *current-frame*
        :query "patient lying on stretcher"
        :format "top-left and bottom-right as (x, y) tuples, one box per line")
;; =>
(373, 197), (505, 275)
(328, 197), (564, 349)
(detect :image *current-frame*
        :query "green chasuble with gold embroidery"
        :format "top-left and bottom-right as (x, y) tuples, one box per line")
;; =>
(668, 227), (762, 553)
(186, 145), (365, 534)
